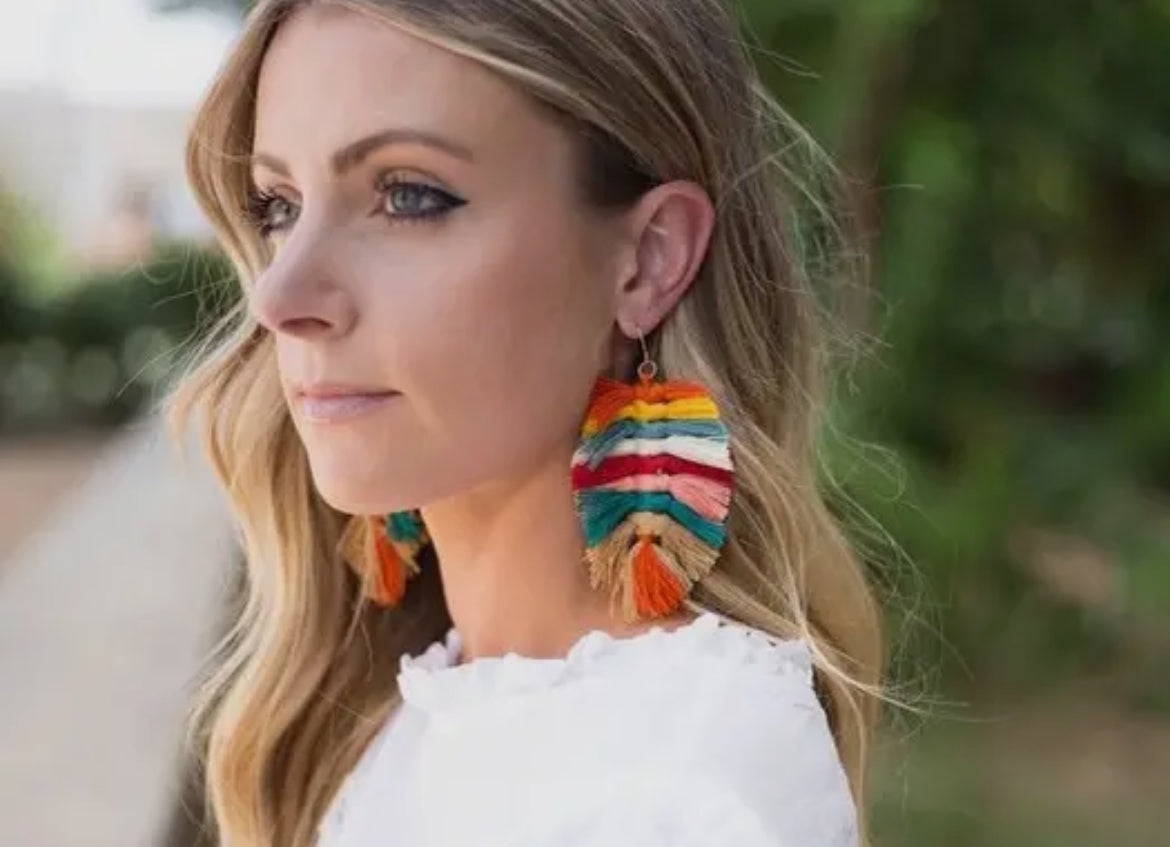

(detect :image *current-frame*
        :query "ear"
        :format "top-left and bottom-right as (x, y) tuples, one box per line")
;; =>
(613, 180), (715, 340)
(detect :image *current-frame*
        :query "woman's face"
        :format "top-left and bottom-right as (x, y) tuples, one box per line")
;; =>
(248, 5), (628, 514)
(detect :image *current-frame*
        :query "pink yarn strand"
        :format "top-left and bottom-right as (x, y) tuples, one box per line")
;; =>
(601, 473), (731, 521)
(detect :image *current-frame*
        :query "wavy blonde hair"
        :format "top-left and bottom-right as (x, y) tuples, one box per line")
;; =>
(170, 0), (886, 845)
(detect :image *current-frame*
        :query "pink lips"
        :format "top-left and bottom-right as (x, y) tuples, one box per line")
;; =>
(295, 383), (400, 424)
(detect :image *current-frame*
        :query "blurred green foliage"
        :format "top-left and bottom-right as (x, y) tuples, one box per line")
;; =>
(0, 237), (235, 432)
(735, 0), (1170, 701)
(0, 192), (72, 298)
(734, 2), (1170, 842)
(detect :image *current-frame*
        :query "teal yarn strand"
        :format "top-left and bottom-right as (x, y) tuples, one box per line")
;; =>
(575, 489), (726, 548)
(384, 510), (424, 543)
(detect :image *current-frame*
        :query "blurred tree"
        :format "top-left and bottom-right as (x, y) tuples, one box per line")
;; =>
(0, 242), (236, 432)
(741, 0), (1170, 698)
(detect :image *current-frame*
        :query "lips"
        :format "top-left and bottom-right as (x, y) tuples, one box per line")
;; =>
(294, 383), (400, 424)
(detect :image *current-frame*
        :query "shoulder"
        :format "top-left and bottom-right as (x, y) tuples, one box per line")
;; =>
(389, 611), (860, 847)
(663, 614), (859, 846)
(513, 613), (861, 847)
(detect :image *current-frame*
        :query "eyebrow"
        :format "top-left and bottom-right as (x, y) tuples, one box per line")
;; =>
(250, 127), (475, 178)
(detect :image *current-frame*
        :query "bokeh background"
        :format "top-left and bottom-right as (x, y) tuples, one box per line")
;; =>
(0, 1), (1166, 845)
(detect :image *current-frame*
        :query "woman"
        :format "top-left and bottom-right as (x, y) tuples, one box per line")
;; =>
(172, 0), (885, 845)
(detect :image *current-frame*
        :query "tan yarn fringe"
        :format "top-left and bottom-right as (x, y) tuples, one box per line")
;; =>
(588, 510), (721, 621)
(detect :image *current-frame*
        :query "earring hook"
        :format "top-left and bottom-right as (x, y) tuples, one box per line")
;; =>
(635, 324), (658, 382)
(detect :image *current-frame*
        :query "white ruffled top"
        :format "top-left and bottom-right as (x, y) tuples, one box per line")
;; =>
(316, 611), (859, 847)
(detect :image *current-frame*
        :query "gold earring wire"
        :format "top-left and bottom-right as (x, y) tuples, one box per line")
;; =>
(635, 325), (657, 381)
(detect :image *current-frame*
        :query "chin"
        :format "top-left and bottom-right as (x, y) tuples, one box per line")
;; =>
(305, 454), (409, 516)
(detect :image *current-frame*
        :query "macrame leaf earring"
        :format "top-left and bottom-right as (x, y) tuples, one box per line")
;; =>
(360, 510), (429, 606)
(571, 327), (734, 622)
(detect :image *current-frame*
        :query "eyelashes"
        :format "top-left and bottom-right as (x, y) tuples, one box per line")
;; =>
(244, 188), (295, 238)
(243, 175), (466, 238)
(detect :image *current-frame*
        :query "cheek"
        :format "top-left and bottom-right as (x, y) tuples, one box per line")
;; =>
(380, 208), (614, 481)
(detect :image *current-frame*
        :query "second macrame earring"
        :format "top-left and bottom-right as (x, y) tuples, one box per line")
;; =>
(374, 510), (430, 605)
(348, 509), (428, 606)
(570, 327), (734, 622)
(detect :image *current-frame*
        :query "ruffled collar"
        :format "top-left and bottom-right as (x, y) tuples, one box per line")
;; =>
(396, 610), (812, 713)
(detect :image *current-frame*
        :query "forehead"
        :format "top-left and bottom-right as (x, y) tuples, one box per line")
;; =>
(252, 4), (564, 171)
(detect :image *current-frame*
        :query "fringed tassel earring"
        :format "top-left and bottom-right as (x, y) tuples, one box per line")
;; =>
(339, 510), (430, 606)
(570, 326), (734, 622)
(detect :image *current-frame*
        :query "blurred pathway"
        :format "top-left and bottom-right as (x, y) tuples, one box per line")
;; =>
(0, 434), (110, 564)
(0, 417), (234, 847)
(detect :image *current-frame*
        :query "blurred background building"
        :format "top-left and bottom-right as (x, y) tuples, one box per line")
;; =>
(0, 0), (231, 263)
(0, 1), (1167, 846)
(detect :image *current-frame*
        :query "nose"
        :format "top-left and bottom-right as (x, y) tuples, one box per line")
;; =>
(249, 237), (357, 341)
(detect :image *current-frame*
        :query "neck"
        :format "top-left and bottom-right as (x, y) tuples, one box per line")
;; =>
(419, 442), (656, 663)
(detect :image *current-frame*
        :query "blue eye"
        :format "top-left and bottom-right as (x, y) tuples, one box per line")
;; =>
(379, 178), (465, 221)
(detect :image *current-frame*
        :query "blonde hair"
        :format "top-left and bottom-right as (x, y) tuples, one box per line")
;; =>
(170, 1), (886, 845)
